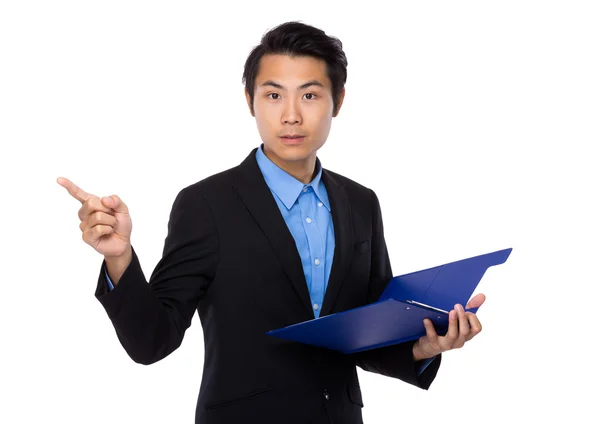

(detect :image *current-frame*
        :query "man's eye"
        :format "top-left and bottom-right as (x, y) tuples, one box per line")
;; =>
(304, 93), (317, 100)
(268, 93), (280, 100)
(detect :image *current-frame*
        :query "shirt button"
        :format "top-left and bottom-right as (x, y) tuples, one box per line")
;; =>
(323, 389), (330, 400)
(313, 303), (319, 311)
(305, 217), (312, 224)
(303, 187), (308, 192)
(314, 258), (320, 265)
(318, 202), (323, 207)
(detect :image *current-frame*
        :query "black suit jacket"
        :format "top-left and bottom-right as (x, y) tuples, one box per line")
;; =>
(95, 147), (441, 424)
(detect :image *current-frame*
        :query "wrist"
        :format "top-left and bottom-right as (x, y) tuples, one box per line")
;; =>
(104, 245), (132, 284)
(105, 244), (132, 263)
(412, 341), (431, 362)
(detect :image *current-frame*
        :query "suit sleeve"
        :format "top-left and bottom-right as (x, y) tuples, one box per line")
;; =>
(353, 189), (441, 390)
(94, 187), (219, 365)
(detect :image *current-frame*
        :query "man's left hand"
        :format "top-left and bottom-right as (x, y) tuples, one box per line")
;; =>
(412, 293), (486, 361)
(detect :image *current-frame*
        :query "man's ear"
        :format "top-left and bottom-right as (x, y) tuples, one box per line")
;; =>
(244, 90), (254, 117)
(333, 87), (345, 117)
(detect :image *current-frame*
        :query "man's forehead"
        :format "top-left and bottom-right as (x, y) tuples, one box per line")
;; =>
(255, 54), (330, 88)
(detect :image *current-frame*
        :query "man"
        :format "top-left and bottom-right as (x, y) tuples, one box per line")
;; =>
(58, 21), (484, 424)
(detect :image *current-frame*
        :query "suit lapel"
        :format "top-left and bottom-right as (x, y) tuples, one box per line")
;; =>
(232, 148), (355, 319)
(233, 149), (314, 318)
(320, 169), (354, 316)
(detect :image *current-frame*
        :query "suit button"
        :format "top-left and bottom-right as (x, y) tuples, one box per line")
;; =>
(323, 389), (330, 400)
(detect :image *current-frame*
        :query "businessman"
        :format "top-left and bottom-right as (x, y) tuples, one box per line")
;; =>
(58, 21), (485, 424)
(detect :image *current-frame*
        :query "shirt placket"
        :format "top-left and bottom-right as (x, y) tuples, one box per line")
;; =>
(299, 186), (325, 317)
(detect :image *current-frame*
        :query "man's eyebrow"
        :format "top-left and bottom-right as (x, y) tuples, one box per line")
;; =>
(259, 80), (325, 90)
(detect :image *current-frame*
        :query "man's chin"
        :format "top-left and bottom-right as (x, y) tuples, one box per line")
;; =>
(278, 151), (312, 163)
(266, 144), (314, 163)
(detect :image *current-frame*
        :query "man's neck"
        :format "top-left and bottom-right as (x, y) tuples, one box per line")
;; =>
(263, 149), (318, 185)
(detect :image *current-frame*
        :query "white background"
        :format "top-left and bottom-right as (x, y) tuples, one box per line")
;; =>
(1, 1), (599, 422)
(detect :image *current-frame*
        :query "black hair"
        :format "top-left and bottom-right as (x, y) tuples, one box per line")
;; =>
(242, 21), (348, 115)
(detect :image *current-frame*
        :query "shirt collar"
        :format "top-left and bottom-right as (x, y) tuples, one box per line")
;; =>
(255, 144), (331, 211)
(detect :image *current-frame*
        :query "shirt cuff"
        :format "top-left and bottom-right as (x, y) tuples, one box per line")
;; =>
(416, 356), (436, 376)
(104, 267), (115, 291)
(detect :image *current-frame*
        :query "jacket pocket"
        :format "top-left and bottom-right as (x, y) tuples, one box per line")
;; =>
(205, 387), (274, 410)
(347, 384), (364, 407)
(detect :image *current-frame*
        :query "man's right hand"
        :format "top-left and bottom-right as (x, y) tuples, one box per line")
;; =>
(57, 177), (132, 258)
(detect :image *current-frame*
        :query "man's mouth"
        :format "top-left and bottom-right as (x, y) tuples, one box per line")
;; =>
(280, 134), (306, 144)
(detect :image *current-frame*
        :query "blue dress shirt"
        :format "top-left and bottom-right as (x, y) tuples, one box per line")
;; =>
(255, 145), (335, 318)
(104, 144), (434, 373)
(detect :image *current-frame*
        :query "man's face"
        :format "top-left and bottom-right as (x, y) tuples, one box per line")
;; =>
(246, 54), (344, 170)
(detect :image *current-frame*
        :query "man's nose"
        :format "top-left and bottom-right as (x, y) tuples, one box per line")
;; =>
(282, 99), (302, 125)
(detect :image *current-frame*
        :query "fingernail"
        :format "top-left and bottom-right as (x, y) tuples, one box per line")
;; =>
(102, 197), (111, 204)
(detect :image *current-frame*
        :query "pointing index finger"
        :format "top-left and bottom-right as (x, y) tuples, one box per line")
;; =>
(57, 177), (94, 204)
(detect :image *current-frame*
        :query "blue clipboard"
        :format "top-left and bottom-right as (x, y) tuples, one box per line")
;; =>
(266, 248), (512, 354)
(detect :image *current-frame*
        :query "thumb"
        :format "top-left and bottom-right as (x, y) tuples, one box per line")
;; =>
(101, 194), (129, 214)
(466, 293), (486, 310)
